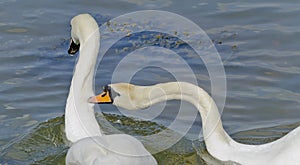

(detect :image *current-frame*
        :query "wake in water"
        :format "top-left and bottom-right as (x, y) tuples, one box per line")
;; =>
(1, 112), (298, 165)
(0, 113), (205, 165)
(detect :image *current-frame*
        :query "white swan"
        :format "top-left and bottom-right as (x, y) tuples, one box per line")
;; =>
(64, 14), (157, 165)
(89, 82), (300, 165)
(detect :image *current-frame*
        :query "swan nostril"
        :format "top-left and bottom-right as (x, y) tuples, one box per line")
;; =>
(101, 92), (107, 97)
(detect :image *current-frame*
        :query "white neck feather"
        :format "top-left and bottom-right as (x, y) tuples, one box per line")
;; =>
(112, 82), (232, 151)
(111, 82), (287, 164)
(65, 14), (102, 143)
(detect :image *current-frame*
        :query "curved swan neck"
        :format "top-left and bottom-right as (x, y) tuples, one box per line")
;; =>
(113, 82), (234, 158)
(65, 14), (102, 143)
(71, 15), (100, 94)
(148, 82), (232, 142)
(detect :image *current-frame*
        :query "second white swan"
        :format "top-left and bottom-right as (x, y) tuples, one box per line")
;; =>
(89, 82), (300, 165)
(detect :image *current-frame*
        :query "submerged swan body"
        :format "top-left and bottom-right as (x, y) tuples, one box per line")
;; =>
(90, 82), (300, 165)
(64, 14), (157, 165)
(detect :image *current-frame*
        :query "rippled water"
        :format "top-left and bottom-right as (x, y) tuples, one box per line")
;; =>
(1, 0), (300, 164)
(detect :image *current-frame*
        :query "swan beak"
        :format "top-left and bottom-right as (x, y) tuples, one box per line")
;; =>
(68, 39), (80, 55)
(88, 86), (113, 104)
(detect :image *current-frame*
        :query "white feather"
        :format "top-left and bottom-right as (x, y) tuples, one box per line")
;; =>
(65, 14), (157, 165)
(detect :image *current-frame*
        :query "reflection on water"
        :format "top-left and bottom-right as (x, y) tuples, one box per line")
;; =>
(1, 0), (300, 164)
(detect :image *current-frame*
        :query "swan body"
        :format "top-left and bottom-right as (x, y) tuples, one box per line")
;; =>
(65, 14), (157, 165)
(66, 135), (156, 165)
(90, 82), (300, 164)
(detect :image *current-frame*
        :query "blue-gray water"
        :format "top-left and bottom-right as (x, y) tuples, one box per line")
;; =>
(1, 0), (300, 164)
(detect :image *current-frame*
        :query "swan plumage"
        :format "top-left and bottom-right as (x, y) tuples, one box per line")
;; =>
(90, 82), (300, 165)
(64, 14), (157, 165)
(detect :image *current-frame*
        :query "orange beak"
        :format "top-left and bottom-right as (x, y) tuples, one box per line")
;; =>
(88, 86), (113, 104)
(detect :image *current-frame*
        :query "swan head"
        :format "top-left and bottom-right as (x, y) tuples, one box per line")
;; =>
(68, 13), (99, 55)
(88, 83), (149, 110)
(68, 15), (82, 55)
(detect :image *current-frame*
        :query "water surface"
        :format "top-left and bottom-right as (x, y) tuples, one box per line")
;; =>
(1, 0), (300, 164)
